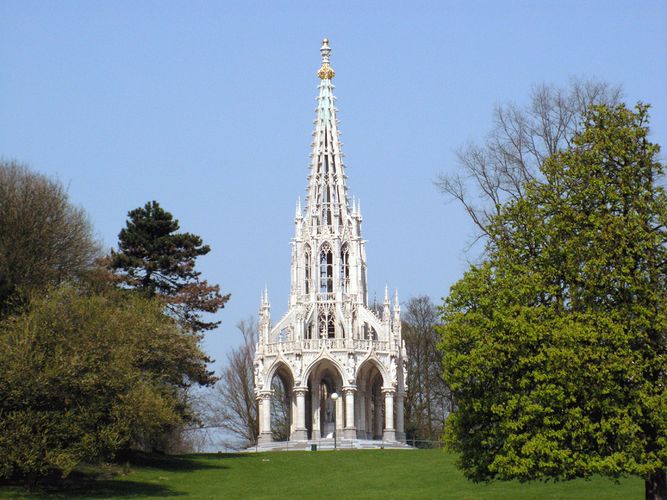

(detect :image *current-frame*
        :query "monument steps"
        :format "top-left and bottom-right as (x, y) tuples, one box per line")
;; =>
(244, 439), (413, 453)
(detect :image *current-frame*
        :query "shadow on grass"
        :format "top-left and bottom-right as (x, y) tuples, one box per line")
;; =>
(31, 479), (183, 498)
(187, 453), (250, 460)
(117, 450), (239, 472)
(0, 453), (242, 498)
(0, 453), (252, 498)
(1, 475), (182, 499)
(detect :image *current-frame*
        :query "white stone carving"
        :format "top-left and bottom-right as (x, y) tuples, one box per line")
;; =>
(255, 357), (264, 389)
(346, 353), (356, 382)
(402, 356), (409, 390)
(254, 39), (407, 444)
(293, 353), (302, 382)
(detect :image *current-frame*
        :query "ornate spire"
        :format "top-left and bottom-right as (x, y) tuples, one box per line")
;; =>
(254, 39), (407, 445)
(305, 38), (350, 226)
(317, 38), (335, 80)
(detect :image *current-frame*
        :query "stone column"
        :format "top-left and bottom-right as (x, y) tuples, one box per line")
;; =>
(396, 392), (405, 443)
(382, 388), (396, 442)
(257, 392), (273, 444)
(336, 391), (344, 437)
(343, 387), (357, 439)
(291, 387), (308, 441)
(357, 388), (366, 439)
(373, 394), (382, 439)
(312, 389), (321, 438)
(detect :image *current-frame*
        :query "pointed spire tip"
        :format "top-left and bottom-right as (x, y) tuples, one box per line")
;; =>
(317, 37), (335, 80)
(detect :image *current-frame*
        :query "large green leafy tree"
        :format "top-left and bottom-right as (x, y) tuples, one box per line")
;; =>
(0, 286), (207, 481)
(440, 104), (667, 498)
(109, 201), (230, 339)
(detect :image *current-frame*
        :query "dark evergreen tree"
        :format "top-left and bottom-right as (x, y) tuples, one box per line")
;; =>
(110, 200), (230, 337)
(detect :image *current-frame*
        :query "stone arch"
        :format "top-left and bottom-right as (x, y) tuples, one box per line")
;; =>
(340, 242), (350, 293)
(318, 242), (333, 294)
(355, 357), (386, 440)
(301, 351), (346, 384)
(303, 357), (346, 439)
(356, 354), (389, 387)
(266, 355), (294, 382)
(304, 243), (311, 295)
(266, 360), (295, 441)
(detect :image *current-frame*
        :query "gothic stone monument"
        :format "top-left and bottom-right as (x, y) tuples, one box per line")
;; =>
(254, 39), (407, 445)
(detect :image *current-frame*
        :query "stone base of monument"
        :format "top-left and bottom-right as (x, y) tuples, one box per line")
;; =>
(257, 432), (273, 445)
(243, 438), (413, 453)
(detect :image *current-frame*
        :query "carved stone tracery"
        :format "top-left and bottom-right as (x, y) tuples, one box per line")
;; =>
(254, 39), (407, 444)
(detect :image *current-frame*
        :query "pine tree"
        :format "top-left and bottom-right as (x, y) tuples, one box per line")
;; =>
(110, 201), (230, 336)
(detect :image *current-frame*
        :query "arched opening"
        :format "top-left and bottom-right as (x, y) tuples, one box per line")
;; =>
(319, 243), (333, 294)
(318, 307), (335, 339)
(305, 359), (344, 439)
(356, 360), (385, 440)
(340, 244), (350, 293)
(304, 244), (311, 295)
(362, 322), (377, 340)
(269, 363), (294, 441)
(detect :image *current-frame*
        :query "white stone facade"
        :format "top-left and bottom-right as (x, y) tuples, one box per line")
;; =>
(254, 39), (407, 444)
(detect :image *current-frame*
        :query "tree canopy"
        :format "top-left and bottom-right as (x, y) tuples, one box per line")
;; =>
(0, 170), (229, 482)
(0, 161), (99, 316)
(439, 104), (667, 498)
(0, 286), (207, 481)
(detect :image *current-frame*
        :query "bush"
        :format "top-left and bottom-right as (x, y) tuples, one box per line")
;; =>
(0, 285), (208, 480)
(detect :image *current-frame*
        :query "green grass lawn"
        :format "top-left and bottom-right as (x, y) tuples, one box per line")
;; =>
(0, 449), (642, 499)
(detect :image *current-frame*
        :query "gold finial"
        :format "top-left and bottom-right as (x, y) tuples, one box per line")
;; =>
(317, 38), (335, 80)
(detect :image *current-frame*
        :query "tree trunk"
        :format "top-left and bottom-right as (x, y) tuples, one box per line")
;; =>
(646, 469), (667, 500)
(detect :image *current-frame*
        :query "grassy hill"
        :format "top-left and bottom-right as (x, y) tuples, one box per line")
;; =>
(0, 449), (642, 499)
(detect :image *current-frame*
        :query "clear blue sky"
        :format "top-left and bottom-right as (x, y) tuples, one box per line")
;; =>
(1, 1), (666, 370)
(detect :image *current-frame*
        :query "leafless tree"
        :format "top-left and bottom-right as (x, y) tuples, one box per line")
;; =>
(0, 161), (100, 315)
(436, 79), (623, 242)
(201, 316), (292, 448)
(270, 378), (290, 442)
(206, 318), (259, 448)
(402, 295), (450, 443)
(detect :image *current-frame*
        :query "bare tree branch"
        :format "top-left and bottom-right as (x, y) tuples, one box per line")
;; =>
(202, 318), (259, 447)
(436, 78), (623, 242)
(0, 161), (100, 315)
(402, 295), (451, 442)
